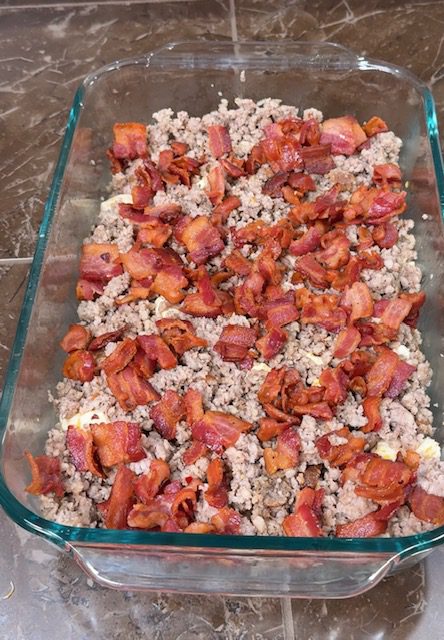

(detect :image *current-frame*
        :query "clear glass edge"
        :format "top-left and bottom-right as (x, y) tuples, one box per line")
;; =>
(0, 40), (443, 559)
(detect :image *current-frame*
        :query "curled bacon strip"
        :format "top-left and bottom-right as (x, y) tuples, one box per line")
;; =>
(25, 452), (64, 497)
(214, 324), (257, 364)
(88, 328), (125, 351)
(316, 427), (365, 467)
(295, 254), (329, 288)
(156, 318), (207, 356)
(134, 460), (170, 504)
(362, 397), (382, 433)
(355, 457), (412, 504)
(63, 350), (95, 382)
(366, 348), (400, 397)
(60, 324), (91, 353)
(149, 390), (185, 440)
(91, 421), (145, 467)
(206, 165), (225, 206)
(191, 411), (251, 455)
(182, 267), (234, 318)
(205, 458), (228, 508)
(333, 326), (361, 359)
(66, 425), (103, 477)
(289, 225), (323, 256)
(112, 122), (147, 160)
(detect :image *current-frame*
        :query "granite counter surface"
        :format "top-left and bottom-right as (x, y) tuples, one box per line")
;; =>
(1, 1), (444, 638)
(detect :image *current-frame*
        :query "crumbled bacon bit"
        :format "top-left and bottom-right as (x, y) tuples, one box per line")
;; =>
(149, 390), (185, 440)
(174, 215), (224, 265)
(214, 324), (257, 364)
(362, 116), (388, 137)
(101, 465), (136, 529)
(320, 115), (367, 156)
(25, 452), (64, 497)
(66, 425), (103, 477)
(409, 487), (444, 525)
(156, 318), (207, 356)
(88, 328), (125, 351)
(107, 366), (160, 411)
(112, 122), (147, 160)
(134, 459), (170, 504)
(263, 428), (300, 474)
(80, 243), (123, 283)
(207, 125), (232, 158)
(205, 458), (228, 508)
(182, 441), (208, 466)
(60, 324), (91, 353)
(101, 337), (137, 376)
(256, 327), (288, 359)
(211, 507), (242, 534)
(137, 334), (177, 370)
(191, 411), (251, 454)
(62, 350), (95, 382)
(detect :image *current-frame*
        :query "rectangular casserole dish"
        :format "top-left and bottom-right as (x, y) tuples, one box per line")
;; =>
(1, 40), (443, 598)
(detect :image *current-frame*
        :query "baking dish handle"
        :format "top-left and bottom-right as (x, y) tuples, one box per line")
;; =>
(68, 543), (410, 597)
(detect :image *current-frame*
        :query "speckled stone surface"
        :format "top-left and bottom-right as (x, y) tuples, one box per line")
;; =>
(0, 1), (444, 638)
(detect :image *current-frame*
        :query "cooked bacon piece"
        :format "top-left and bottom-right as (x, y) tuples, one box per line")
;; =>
(144, 203), (182, 223)
(258, 367), (285, 405)
(362, 116), (388, 138)
(254, 239), (283, 285)
(380, 297), (412, 331)
(409, 487), (444, 525)
(127, 502), (168, 530)
(150, 265), (189, 304)
(231, 220), (267, 247)
(137, 221), (172, 248)
(91, 421), (145, 467)
(88, 328), (125, 351)
(211, 195), (241, 228)
(223, 249), (252, 276)
(372, 163), (402, 188)
(121, 246), (182, 282)
(358, 321), (396, 347)
(107, 366), (160, 411)
(80, 243), (122, 283)
(287, 401), (333, 420)
(102, 465), (136, 529)
(316, 427), (365, 467)
(174, 215), (224, 265)
(214, 324), (257, 364)
(134, 460), (170, 504)
(234, 271), (265, 318)
(207, 125), (232, 158)
(262, 403), (300, 425)
(182, 441), (208, 466)
(25, 452), (64, 497)
(320, 115), (367, 156)
(362, 397), (382, 433)
(76, 279), (104, 301)
(184, 388), (204, 426)
(283, 488), (324, 537)
(107, 148), (124, 174)
(403, 449), (421, 471)
(335, 511), (388, 538)
(262, 171), (289, 196)
(330, 256), (362, 291)
(333, 326), (361, 359)
(319, 367), (348, 405)
(137, 334), (177, 370)
(211, 507), (242, 534)
(366, 348), (400, 397)
(112, 122), (147, 160)
(205, 165), (225, 206)
(263, 428), (301, 474)
(171, 140), (189, 156)
(355, 457), (412, 504)
(400, 291), (426, 328)
(191, 411), (251, 454)
(289, 225), (323, 256)
(367, 190), (407, 225)
(256, 328), (288, 359)
(372, 221), (398, 249)
(265, 136), (304, 173)
(300, 143), (335, 174)
(301, 294), (347, 333)
(286, 174), (315, 199)
(295, 254), (329, 288)
(316, 230), (350, 270)
(101, 337), (137, 376)
(149, 390), (185, 440)
(66, 425), (103, 477)
(205, 459), (228, 508)
(257, 418), (290, 442)
(156, 318), (207, 356)
(60, 324), (91, 353)
(131, 161), (164, 208)
(299, 117), (321, 145)
(182, 267), (234, 317)
(263, 295), (299, 329)
(385, 360), (416, 399)
(62, 350), (95, 382)
(184, 522), (215, 534)
(340, 281), (374, 323)
(220, 157), (246, 178)
(357, 226), (374, 251)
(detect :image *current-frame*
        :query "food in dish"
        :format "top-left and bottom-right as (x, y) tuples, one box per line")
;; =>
(25, 99), (444, 537)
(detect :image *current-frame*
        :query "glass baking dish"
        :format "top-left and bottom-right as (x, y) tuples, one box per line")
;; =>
(0, 40), (443, 599)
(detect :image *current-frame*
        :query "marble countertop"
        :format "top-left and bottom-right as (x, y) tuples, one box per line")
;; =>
(1, 1), (444, 638)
